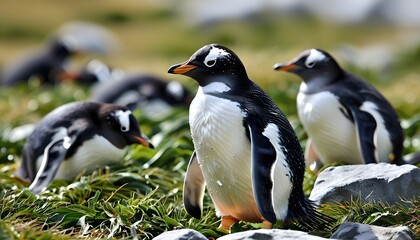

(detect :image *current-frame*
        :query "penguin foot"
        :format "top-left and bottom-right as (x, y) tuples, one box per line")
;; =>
(261, 219), (273, 229)
(219, 216), (238, 231)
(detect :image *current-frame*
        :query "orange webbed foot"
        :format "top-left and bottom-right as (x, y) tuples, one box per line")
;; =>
(219, 216), (239, 232)
(261, 219), (273, 229)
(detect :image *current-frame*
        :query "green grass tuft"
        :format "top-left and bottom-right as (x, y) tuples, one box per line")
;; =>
(0, 2), (419, 238)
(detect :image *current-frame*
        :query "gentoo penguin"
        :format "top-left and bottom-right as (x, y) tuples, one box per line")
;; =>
(59, 59), (122, 86)
(273, 49), (404, 167)
(90, 73), (192, 117)
(15, 101), (153, 194)
(1, 37), (78, 86)
(168, 44), (333, 231)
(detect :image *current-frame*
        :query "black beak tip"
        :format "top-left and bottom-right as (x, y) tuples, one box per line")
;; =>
(167, 64), (179, 74)
(273, 63), (282, 70)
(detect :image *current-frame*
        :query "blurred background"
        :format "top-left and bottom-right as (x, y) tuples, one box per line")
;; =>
(0, 0), (419, 152)
(0, 1), (419, 238)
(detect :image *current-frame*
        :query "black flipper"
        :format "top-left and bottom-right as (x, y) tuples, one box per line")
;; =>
(29, 135), (77, 194)
(349, 106), (378, 164)
(247, 124), (277, 224)
(183, 151), (206, 219)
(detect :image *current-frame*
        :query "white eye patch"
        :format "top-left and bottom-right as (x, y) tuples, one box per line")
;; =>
(305, 49), (326, 68)
(114, 110), (131, 132)
(87, 59), (112, 82)
(204, 46), (230, 67)
(166, 81), (185, 101)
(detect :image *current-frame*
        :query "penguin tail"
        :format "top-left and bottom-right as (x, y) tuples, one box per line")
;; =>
(286, 197), (336, 232)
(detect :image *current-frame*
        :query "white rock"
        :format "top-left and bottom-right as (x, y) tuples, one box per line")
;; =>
(309, 163), (420, 205)
(153, 229), (207, 240)
(332, 222), (414, 240)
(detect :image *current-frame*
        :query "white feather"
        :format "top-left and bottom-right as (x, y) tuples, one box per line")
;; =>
(204, 46), (230, 67)
(114, 110), (131, 132)
(36, 127), (67, 170)
(305, 49), (326, 67)
(202, 82), (231, 93)
(166, 80), (185, 100)
(297, 91), (363, 164)
(359, 101), (392, 162)
(261, 123), (293, 220)
(55, 135), (126, 180)
(189, 86), (262, 222)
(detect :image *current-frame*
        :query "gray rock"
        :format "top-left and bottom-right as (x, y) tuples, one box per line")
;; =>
(217, 229), (333, 240)
(309, 163), (420, 205)
(332, 222), (414, 240)
(153, 229), (207, 240)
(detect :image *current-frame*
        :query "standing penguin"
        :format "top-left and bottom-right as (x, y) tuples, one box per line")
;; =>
(273, 49), (404, 167)
(168, 44), (333, 231)
(16, 101), (153, 194)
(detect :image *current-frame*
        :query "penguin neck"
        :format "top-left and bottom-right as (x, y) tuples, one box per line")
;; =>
(49, 45), (72, 60)
(196, 74), (249, 93)
(200, 81), (232, 94)
(299, 71), (343, 94)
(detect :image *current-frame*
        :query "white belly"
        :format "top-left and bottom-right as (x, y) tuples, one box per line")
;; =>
(189, 89), (261, 222)
(297, 91), (363, 164)
(37, 135), (126, 180)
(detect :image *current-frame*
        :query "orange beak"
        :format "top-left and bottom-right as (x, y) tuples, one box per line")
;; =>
(273, 63), (297, 72)
(168, 63), (197, 75)
(58, 70), (81, 81)
(132, 135), (154, 148)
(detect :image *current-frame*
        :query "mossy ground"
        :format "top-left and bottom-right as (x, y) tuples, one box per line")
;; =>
(0, 1), (419, 239)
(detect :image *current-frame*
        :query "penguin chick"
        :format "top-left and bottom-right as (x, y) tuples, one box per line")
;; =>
(15, 101), (153, 194)
(168, 44), (334, 232)
(273, 49), (404, 166)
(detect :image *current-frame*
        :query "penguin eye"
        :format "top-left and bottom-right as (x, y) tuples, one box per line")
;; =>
(204, 59), (216, 67)
(120, 126), (128, 132)
(305, 61), (316, 68)
(106, 116), (117, 128)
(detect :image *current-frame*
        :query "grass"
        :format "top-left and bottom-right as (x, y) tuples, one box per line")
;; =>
(0, 83), (419, 239)
(0, 0), (420, 239)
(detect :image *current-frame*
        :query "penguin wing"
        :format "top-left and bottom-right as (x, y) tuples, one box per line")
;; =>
(29, 134), (78, 194)
(247, 122), (277, 224)
(348, 105), (378, 164)
(183, 151), (206, 219)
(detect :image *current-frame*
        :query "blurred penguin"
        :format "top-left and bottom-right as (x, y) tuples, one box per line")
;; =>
(59, 59), (123, 86)
(1, 37), (79, 86)
(89, 72), (193, 118)
(1, 21), (120, 87)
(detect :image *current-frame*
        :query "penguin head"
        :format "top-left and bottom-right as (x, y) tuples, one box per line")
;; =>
(165, 80), (193, 105)
(98, 104), (153, 149)
(78, 59), (115, 84)
(273, 49), (343, 87)
(168, 43), (248, 87)
(48, 37), (79, 59)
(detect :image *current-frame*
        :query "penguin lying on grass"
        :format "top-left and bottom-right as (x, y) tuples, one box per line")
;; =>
(168, 44), (334, 232)
(273, 49), (404, 169)
(90, 72), (193, 118)
(1, 38), (78, 86)
(58, 59), (119, 86)
(59, 58), (193, 118)
(15, 101), (153, 194)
